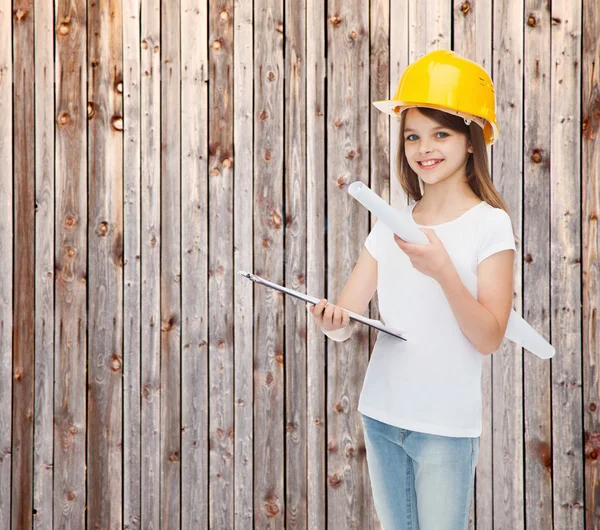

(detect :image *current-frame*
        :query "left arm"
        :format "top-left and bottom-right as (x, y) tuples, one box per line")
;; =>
(438, 249), (515, 355)
(394, 227), (515, 356)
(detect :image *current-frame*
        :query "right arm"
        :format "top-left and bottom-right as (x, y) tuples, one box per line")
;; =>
(308, 245), (378, 341)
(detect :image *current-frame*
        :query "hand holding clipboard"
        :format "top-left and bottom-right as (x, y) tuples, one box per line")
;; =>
(237, 271), (406, 341)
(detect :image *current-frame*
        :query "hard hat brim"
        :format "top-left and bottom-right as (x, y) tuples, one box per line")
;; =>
(372, 100), (499, 145)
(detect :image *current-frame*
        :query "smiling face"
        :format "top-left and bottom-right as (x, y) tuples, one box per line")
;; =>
(402, 107), (473, 187)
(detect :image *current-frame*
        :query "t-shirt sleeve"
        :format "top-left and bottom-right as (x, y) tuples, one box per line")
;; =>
(477, 208), (517, 265)
(363, 220), (381, 261)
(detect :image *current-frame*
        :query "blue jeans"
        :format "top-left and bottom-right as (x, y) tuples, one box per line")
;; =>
(361, 413), (480, 530)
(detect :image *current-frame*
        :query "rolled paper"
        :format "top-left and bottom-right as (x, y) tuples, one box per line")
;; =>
(348, 181), (555, 359)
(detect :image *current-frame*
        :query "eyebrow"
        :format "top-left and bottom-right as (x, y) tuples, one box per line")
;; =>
(404, 125), (447, 133)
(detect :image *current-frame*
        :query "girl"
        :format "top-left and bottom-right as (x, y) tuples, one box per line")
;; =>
(307, 50), (517, 529)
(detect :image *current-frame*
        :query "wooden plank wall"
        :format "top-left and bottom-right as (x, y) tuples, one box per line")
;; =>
(0, 0), (598, 529)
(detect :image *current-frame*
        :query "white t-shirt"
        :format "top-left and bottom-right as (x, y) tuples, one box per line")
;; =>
(357, 199), (517, 438)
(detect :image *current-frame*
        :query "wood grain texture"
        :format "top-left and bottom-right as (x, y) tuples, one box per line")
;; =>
(160, 0), (182, 527)
(326, 1), (370, 528)
(140, 0), (161, 528)
(492, 0), (526, 525)
(87, 0), (124, 527)
(208, 0), (235, 527)
(122, 0), (142, 527)
(522, 1), (553, 529)
(11, 1), (35, 528)
(233, 0), (255, 527)
(284, 0), (308, 527)
(0, 0), (12, 527)
(181, 0), (208, 528)
(582, 0), (600, 526)
(253, 0), (285, 526)
(33, 0), (56, 527)
(550, 0), (584, 527)
(306, 0), (327, 528)
(54, 0), (88, 527)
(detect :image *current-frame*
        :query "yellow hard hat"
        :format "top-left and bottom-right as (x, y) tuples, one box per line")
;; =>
(373, 49), (499, 145)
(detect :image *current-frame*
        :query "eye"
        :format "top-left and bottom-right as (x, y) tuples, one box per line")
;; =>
(405, 134), (418, 141)
(436, 132), (449, 138)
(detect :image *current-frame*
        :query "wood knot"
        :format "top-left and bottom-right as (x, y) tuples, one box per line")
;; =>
(169, 452), (179, 462)
(589, 402), (597, 412)
(328, 473), (342, 487)
(65, 216), (76, 228)
(460, 1), (471, 15)
(329, 15), (341, 25)
(112, 116), (124, 131)
(66, 246), (76, 258)
(527, 15), (536, 27)
(259, 110), (268, 121)
(531, 149), (543, 163)
(334, 117), (344, 128)
(265, 372), (273, 385)
(525, 253), (533, 263)
(334, 401), (344, 413)
(15, 8), (30, 20)
(111, 354), (122, 372)
(275, 352), (284, 366)
(219, 9), (229, 21)
(212, 40), (222, 51)
(66, 491), (75, 501)
(267, 71), (276, 82)
(349, 30), (357, 39)
(58, 113), (71, 126)
(58, 22), (70, 36)
(97, 221), (109, 236)
(551, 17), (561, 25)
(336, 176), (347, 189)
(263, 493), (280, 517)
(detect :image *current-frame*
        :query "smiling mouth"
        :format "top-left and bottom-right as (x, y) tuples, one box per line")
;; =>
(417, 159), (444, 169)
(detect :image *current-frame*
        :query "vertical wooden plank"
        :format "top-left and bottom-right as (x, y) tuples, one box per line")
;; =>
(326, 0), (370, 527)
(11, 1), (35, 527)
(550, 0), (584, 527)
(453, 2), (493, 529)
(181, 0), (209, 527)
(408, 0), (450, 63)
(368, 1), (389, 526)
(252, 0), (286, 525)
(389, 5), (409, 204)
(140, 0), (161, 526)
(122, 0), (142, 526)
(160, 0), (181, 526)
(0, 0), (12, 527)
(284, 0), (307, 527)
(208, 0), (235, 527)
(54, 0), (88, 527)
(492, 0), (526, 525)
(33, 0), (56, 526)
(305, 0), (326, 527)
(87, 1), (124, 527)
(233, 0), (254, 526)
(522, 2), (553, 529)
(253, 0), (284, 525)
(582, 0), (600, 526)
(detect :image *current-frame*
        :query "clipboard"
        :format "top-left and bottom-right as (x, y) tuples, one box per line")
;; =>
(237, 271), (407, 341)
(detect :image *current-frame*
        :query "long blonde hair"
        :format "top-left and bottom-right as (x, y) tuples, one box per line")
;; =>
(396, 106), (517, 239)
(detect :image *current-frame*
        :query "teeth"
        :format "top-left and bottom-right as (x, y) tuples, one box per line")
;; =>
(420, 159), (442, 167)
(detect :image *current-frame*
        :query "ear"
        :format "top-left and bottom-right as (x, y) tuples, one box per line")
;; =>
(467, 142), (473, 153)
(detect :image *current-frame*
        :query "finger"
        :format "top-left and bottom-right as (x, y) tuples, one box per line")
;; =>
(342, 309), (350, 327)
(332, 306), (342, 328)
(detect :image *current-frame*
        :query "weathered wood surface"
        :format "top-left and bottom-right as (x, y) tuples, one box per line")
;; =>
(582, 0), (600, 527)
(522, 1), (553, 529)
(12, 1), (35, 529)
(0, 2), (597, 529)
(87, 0), (124, 527)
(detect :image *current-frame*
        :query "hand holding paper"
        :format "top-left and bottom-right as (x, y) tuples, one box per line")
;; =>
(347, 181), (555, 359)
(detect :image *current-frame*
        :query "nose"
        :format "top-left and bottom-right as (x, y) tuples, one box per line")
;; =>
(417, 140), (433, 156)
